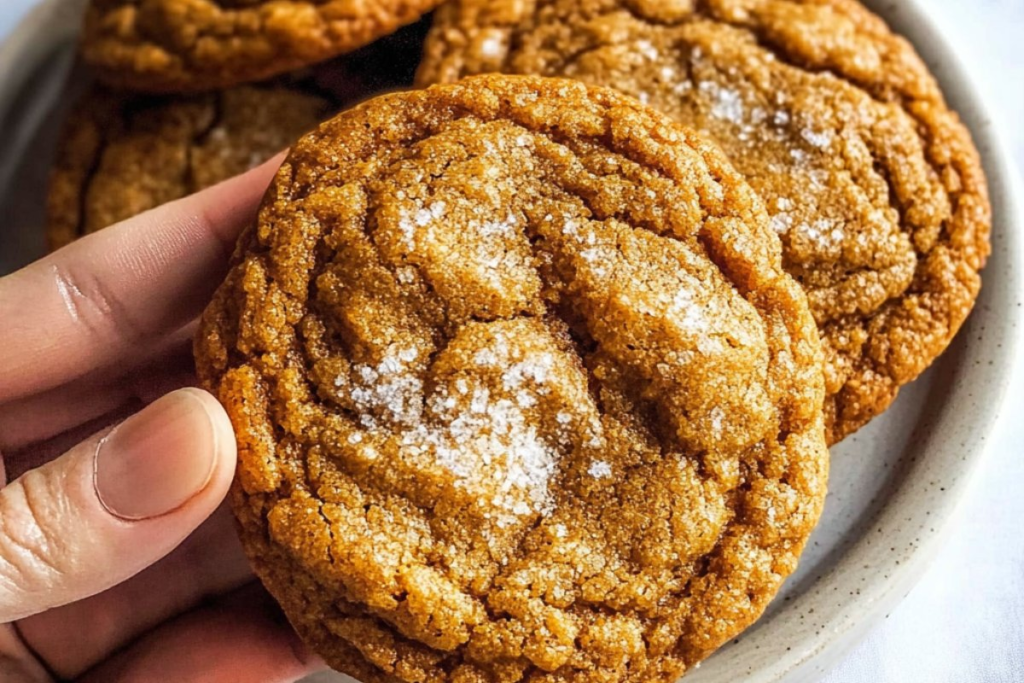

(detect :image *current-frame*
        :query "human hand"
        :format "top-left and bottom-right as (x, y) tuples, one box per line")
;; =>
(0, 158), (323, 682)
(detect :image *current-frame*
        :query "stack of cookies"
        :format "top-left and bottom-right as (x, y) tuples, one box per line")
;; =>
(47, 1), (434, 249)
(50, 2), (991, 682)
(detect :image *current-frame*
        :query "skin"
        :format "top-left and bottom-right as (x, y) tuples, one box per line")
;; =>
(0, 157), (325, 682)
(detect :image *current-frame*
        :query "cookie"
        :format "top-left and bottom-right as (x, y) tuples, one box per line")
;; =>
(50, 16), (433, 250)
(80, 0), (442, 93)
(195, 75), (829, 683)
(417, 0), (992, 443)
(46, 83), (331, 250)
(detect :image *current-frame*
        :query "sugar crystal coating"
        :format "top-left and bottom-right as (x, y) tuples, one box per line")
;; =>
(196, 75), (829, 683)
(417, 0), (992, 443)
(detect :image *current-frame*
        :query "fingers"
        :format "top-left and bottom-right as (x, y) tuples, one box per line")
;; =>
(0, 389), (236, 623)
(2, 405), (141, 487)
(0, 156), (282, 404)
(78, 583), (324, 683)
(0, 325), (197, 454)
(0, 628), (51, 683)
(18, 504), (252, 679)
(0, 379), (142, 457)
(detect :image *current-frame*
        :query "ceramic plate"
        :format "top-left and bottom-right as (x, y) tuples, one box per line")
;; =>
(0, 1), (1020, 682)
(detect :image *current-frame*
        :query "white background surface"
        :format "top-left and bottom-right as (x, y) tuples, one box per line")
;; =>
(0, 1), (1021, 681)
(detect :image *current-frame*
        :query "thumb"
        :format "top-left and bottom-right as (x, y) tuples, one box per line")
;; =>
(0, 389), (236, 623)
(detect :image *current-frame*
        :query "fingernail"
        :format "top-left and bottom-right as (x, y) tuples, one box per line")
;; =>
(94, 389), (218, 521)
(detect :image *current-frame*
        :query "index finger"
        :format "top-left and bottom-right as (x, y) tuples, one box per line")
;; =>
(0, 155), (283, 404)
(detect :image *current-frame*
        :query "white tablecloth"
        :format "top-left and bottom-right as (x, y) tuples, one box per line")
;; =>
(1, 2), (1021, 681)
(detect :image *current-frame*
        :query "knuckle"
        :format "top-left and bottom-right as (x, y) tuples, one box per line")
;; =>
(50, 261), (146, 345)
(0, 470), (71, 600)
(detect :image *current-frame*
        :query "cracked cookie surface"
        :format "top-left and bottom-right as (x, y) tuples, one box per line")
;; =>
(195, 75), (828, 683)
(46, 83), (330, 250)
(82, 0), (443, 92)
(417, 0), (991, 443)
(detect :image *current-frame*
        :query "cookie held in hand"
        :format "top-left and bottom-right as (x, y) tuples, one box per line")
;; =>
(195, 75), (829, 683)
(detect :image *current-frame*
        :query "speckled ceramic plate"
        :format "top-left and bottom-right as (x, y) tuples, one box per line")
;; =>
(1, 1), (1021, 682)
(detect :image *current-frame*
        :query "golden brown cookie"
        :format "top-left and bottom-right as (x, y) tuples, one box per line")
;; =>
(45, 83), (331, 251)
(49, 18), (431, 251)
(195, 75), (829, 683)
(417, 0), (992, 443)
(81, 0), (442, 92)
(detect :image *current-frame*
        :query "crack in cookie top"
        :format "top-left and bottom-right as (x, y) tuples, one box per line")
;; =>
(417, 0), (991, 443)
(82, 0), (444, 92)
(196, 75), (828, 683)
(46, 83), (330, 251)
